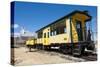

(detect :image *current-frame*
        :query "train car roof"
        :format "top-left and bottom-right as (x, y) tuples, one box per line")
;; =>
(36, 10), (91, 33)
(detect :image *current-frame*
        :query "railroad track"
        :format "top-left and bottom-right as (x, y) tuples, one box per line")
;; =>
(81, 52), (97, 61)
(34, 48), (97, 62)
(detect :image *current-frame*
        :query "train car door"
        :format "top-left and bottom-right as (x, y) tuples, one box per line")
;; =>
(43, 32), (46, 45)
(76, 20), (83, 41)
(43, 30), (50, 45)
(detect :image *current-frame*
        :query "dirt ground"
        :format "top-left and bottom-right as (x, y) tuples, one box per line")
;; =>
(11, 47), (88, 66)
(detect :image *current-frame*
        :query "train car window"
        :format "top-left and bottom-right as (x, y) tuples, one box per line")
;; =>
(54, 31), (57, 35)
(37, 33), (40, 38)
(50, 31), (54, 36)
(50, 31), (52, 36)
(37, 32), (43, 38)
(76, 21), (80, 28)
(56, 28), (58, 35)
(52, 32), (54, 36)
(53, 31), (55, 35)
(48, 32), (49, 38)
(52, 31), (56, 36)
(64, 27), (67, 33)
(44, 33), (46, 38)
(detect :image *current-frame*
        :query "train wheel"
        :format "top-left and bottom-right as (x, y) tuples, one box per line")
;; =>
(59, 45), (68, 54)
(72, 45), (83, 56)
(43, 45), (46, 50)
(47, 46), (50, 50)
(81, 46), (85, 55)
(36, 45), (40, 49)
(29, 47), (31, 52)
(59, 45), (63, 52)
(27, 45), (32, 52)
(40, 44), (43, 50)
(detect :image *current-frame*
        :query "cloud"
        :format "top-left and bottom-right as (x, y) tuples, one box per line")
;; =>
(12, 24), (19, 29)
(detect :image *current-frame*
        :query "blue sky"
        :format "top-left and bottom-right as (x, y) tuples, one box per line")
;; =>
(12, 1), (97, 36)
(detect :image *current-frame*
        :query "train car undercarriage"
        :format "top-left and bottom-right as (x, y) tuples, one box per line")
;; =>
(27, 40), (95, 56)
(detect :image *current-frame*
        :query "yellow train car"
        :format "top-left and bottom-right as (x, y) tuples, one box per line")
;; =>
(27, 10), (95, 55)
(26, 39), (35, 45)
(26, 38), (36, 51)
